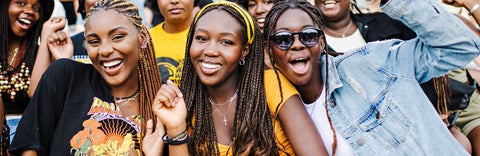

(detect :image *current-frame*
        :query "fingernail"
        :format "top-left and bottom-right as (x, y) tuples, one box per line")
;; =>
(51, 17), (60, 23)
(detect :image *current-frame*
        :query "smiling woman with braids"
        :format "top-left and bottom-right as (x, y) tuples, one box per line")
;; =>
(264, 0), (480, 155)
(145, 1), (327, 155)
(10, 0), (163, 155)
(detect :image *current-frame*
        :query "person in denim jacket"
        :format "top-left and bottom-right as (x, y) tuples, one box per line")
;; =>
(263, 0), (480, 155)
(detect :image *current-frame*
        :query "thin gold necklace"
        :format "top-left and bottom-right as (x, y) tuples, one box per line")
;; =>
(114, 91), (140, 107)
(324, 20), (353, 38)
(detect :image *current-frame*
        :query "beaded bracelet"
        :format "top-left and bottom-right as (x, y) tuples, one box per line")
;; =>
(162, 129), (189, 145)
(470, 4), (480, 15)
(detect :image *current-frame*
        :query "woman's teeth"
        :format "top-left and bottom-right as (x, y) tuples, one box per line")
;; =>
(257, 18), (265, 23)
(103, 60), (122, 68)
(201, 62), (221, 69)
(18, 18), (31, 25)
(324, 0), (337, 5)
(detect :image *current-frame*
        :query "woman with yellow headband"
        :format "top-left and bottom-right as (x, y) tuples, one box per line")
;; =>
(143, 1), (327, 155)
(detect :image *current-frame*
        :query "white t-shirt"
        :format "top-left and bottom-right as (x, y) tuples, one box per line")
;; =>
(325, 29), (366, 53)
(303, 86), (356, 156)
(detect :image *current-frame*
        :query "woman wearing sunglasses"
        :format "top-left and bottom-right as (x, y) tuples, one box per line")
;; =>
(264, 0), (479, 155)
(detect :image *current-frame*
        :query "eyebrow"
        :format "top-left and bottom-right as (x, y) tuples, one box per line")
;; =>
(220, 32), (235, 37)
(86, 27), (128, 38)
(274, 25), (317, 32)
(195, 28), (208, 34)
(196, 28), (236, 37)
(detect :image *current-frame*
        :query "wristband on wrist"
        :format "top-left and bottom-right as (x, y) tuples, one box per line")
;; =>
(162, 129), (188, 145)
(470, 4), (480, 15)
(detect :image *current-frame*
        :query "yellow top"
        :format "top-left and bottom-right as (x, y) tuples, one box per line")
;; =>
(216, 69), (299, 155)
(149, 23), (190, 85)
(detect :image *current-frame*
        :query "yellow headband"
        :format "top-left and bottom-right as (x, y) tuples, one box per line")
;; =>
(194, 1), (255, 44)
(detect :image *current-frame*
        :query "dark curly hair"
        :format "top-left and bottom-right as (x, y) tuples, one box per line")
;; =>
(0, 0), (54, 72)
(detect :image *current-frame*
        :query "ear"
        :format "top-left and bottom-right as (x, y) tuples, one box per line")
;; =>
(139, 30), (148, 49)
(241, 45), (250, 59)
(318, 38), (326, 52)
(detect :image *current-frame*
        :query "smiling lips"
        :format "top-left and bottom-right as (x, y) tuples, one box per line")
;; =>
(323, 0), (338, 8)
(200, 61), (222, 75)
(17, 18), (32, 30)
(256, 18), (265, 27)
(102, 59), (123, 75)
(257, 18), (265, 23)
(289, 57), (310, 75)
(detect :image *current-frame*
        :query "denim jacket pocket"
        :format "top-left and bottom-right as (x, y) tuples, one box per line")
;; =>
(357, 96), (412, 149)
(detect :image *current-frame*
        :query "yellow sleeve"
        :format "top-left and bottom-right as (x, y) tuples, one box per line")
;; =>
(264, 69), (299, 116)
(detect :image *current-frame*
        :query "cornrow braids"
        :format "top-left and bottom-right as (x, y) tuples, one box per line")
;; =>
(264, 0), (338, 154)
(0, 0), (54, 73)
(181, 1), (279, 155)
(85, 0), (162, 143)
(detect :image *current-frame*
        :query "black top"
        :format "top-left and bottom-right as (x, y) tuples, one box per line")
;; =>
(71, 32), (88, 57)
(2, 88), (29, 114)
(353, 12), (416, 42)
(2, 62), (33, 114)
(71, 32), (91, 63)
(327, 12), (417, 53)
(11, 59), (143, 155)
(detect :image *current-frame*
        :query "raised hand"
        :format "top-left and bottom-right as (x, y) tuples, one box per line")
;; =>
(142, 118), (165, 156)
(47, 30), (73, 60)
(153, 80), (187, 132)
(42, 17), (73, 60)
(41, 17), (66, 41)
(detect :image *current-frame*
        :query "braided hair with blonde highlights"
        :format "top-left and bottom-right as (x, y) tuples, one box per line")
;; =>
(181, 1), (281, 155)
(85, 0), (162, 139)
(263, 0), (338, 155)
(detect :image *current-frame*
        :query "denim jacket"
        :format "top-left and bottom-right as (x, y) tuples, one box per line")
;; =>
(322, 0), (480, 155)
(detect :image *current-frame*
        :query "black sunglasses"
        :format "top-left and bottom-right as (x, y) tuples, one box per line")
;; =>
(270, 28), (323, 50)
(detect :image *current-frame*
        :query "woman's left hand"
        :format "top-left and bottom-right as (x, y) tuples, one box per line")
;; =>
(142, 118), (165, 156)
